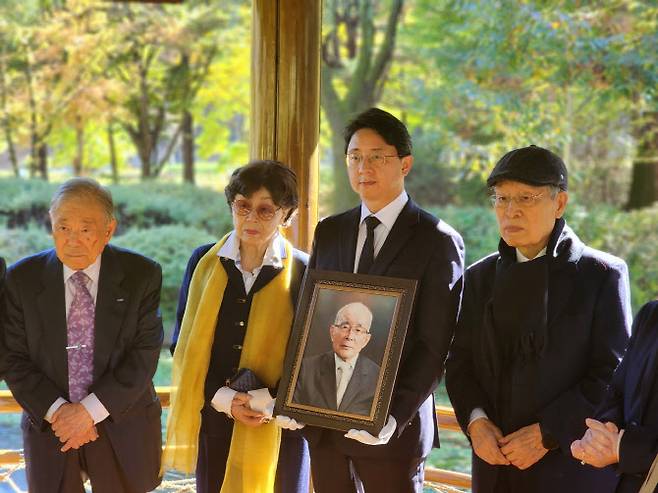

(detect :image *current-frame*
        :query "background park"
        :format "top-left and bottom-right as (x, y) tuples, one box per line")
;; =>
(0, 0), (656, 491)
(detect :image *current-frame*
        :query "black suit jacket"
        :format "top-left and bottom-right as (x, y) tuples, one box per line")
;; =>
(3, 245), (164, 493)
(0, 256), (6, 379)
(293, 351), (380, 415)
(308, 199), (465, 459)
(597, 300), (658, 493)
(446, 222), (631, 493)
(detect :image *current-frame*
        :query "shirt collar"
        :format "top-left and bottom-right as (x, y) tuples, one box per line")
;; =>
(334, 353), (358, 369)
(217, 230), (286, 269)
(63, 253), (102, 285)
(359, 190), (409, 231)
(516, 246), (548, 263)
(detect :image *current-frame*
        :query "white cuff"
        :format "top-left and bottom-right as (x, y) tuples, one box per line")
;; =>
(44, 398), (68, 423)
(80, 393), (110, 424)
(616, 429), (625, 461)
(247, 388), (275, 416)
(469, 407), (488, 427)
(211, 386), (237, 417)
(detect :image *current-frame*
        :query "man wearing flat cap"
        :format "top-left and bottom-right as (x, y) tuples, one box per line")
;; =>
(446, 145), (632, 493)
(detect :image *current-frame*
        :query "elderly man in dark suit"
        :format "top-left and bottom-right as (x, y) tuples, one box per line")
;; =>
(3, 178), (163, 493)
(572, 300), (658, 493)
(279, 108), (464, 493)
(293, 301), (380, 415)
(446, 145), (632, 493)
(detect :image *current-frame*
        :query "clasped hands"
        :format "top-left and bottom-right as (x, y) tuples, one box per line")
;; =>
(51, 403), (98, 452)
(468, 419), (548, 470)
(570, 418), (619, 468)
(230, 389), (275, 427)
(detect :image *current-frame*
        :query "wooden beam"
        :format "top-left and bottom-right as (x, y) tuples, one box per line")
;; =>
(251, 0), (320, 252)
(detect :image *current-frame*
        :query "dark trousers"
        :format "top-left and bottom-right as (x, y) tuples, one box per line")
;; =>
(309, 439), (425, 493)
(57, 427), (139, 493)
(196, 429), (310, 493)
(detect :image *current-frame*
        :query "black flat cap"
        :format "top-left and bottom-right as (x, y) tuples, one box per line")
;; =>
(487, 145), (568, 190)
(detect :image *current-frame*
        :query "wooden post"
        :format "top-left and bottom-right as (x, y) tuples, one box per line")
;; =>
(251, 0), (320, 251)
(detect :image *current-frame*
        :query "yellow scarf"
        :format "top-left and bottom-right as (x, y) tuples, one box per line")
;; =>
(162, 234), (295, 493)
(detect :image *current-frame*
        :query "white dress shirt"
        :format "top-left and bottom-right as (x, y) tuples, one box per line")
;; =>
(45, 255), (110, 425)
(211, 231), (285, 416)
(335, 354), (358, 407)
(353, 190), (409, 273)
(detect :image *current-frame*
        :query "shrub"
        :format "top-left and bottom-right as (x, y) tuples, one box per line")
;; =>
(112, 225), (218, 339)
(0, 178), (232, 235)
(0, 226), (53, 264)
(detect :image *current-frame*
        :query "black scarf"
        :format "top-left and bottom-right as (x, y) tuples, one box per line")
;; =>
(481, 218), (570, 380)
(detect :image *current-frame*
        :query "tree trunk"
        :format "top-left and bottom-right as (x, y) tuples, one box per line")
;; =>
(329, 119), (358, 213)
(0, 45), (18, 177)
(73, 120), (84, 176)
(37, 142), (48, 181)
(2, 122), (18, 177)
(182, 109), (194, 184)
(321, 0), (405, 212)
(626, 111), (658, 209)
(107, 122), (119, 184)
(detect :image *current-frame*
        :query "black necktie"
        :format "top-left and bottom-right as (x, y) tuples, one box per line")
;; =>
(357, 215), (381, 274)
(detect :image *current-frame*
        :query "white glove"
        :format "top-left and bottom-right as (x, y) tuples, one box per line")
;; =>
(344, 415), (396, 445)
(275, 415), (306, 430)
(247, 388), (275, 417)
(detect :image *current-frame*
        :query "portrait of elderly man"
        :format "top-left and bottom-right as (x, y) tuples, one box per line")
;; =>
(446, 145), (632, 493)
(2, 178), (164, 493)
(293, 301), (380, 416)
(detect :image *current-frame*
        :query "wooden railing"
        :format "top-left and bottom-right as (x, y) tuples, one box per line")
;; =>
(0, 389), (472, 490)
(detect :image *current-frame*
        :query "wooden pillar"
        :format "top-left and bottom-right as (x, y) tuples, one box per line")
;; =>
(251, 0), (321, 252)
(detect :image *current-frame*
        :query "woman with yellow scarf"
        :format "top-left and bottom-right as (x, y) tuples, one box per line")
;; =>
(163, 160), (310, 493)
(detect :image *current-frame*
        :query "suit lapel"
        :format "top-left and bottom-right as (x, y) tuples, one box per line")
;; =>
(318, 352), (338, 409)
(338, 208), (360, 273)
(338, 355), (367, 413)
(546, 262), (578, 327)
(36, 250), (68, 390)
(93, 246), (129, 380)
(369, 200), (418, 276)
(628, 318), (658, 422)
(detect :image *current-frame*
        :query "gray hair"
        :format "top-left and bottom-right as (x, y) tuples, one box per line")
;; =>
(335, 302), (373, 332)
(49, 178), (115, 222)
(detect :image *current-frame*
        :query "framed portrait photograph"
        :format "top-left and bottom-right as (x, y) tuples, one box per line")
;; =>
(275, 269), (417, 435)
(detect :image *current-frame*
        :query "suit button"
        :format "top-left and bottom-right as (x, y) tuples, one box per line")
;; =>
(630, 420), (638, 426)
(231, 367), (238, 373)
(237, 321), (245, 327)
(237, 298), (247, 304)
(233, 344), (242, 350)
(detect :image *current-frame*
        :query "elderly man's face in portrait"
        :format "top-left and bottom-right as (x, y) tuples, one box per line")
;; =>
(51, 196), (116, 270)
(493, 180), (568, 258)
(329, 305), (372, 361)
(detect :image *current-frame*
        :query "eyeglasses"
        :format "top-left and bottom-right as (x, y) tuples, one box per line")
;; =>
(345, 152), (399, 169)
(490, 192), (545, 209)
(332, 322), (370, 336)
(232, 199), (281, 221)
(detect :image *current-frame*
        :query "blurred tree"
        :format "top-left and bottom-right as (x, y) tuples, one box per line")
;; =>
(406, 0), (657, 207)
(321, 0), (405, 211)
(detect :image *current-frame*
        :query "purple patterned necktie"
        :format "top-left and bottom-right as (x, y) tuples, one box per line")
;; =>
(67, 271), (95, 403)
